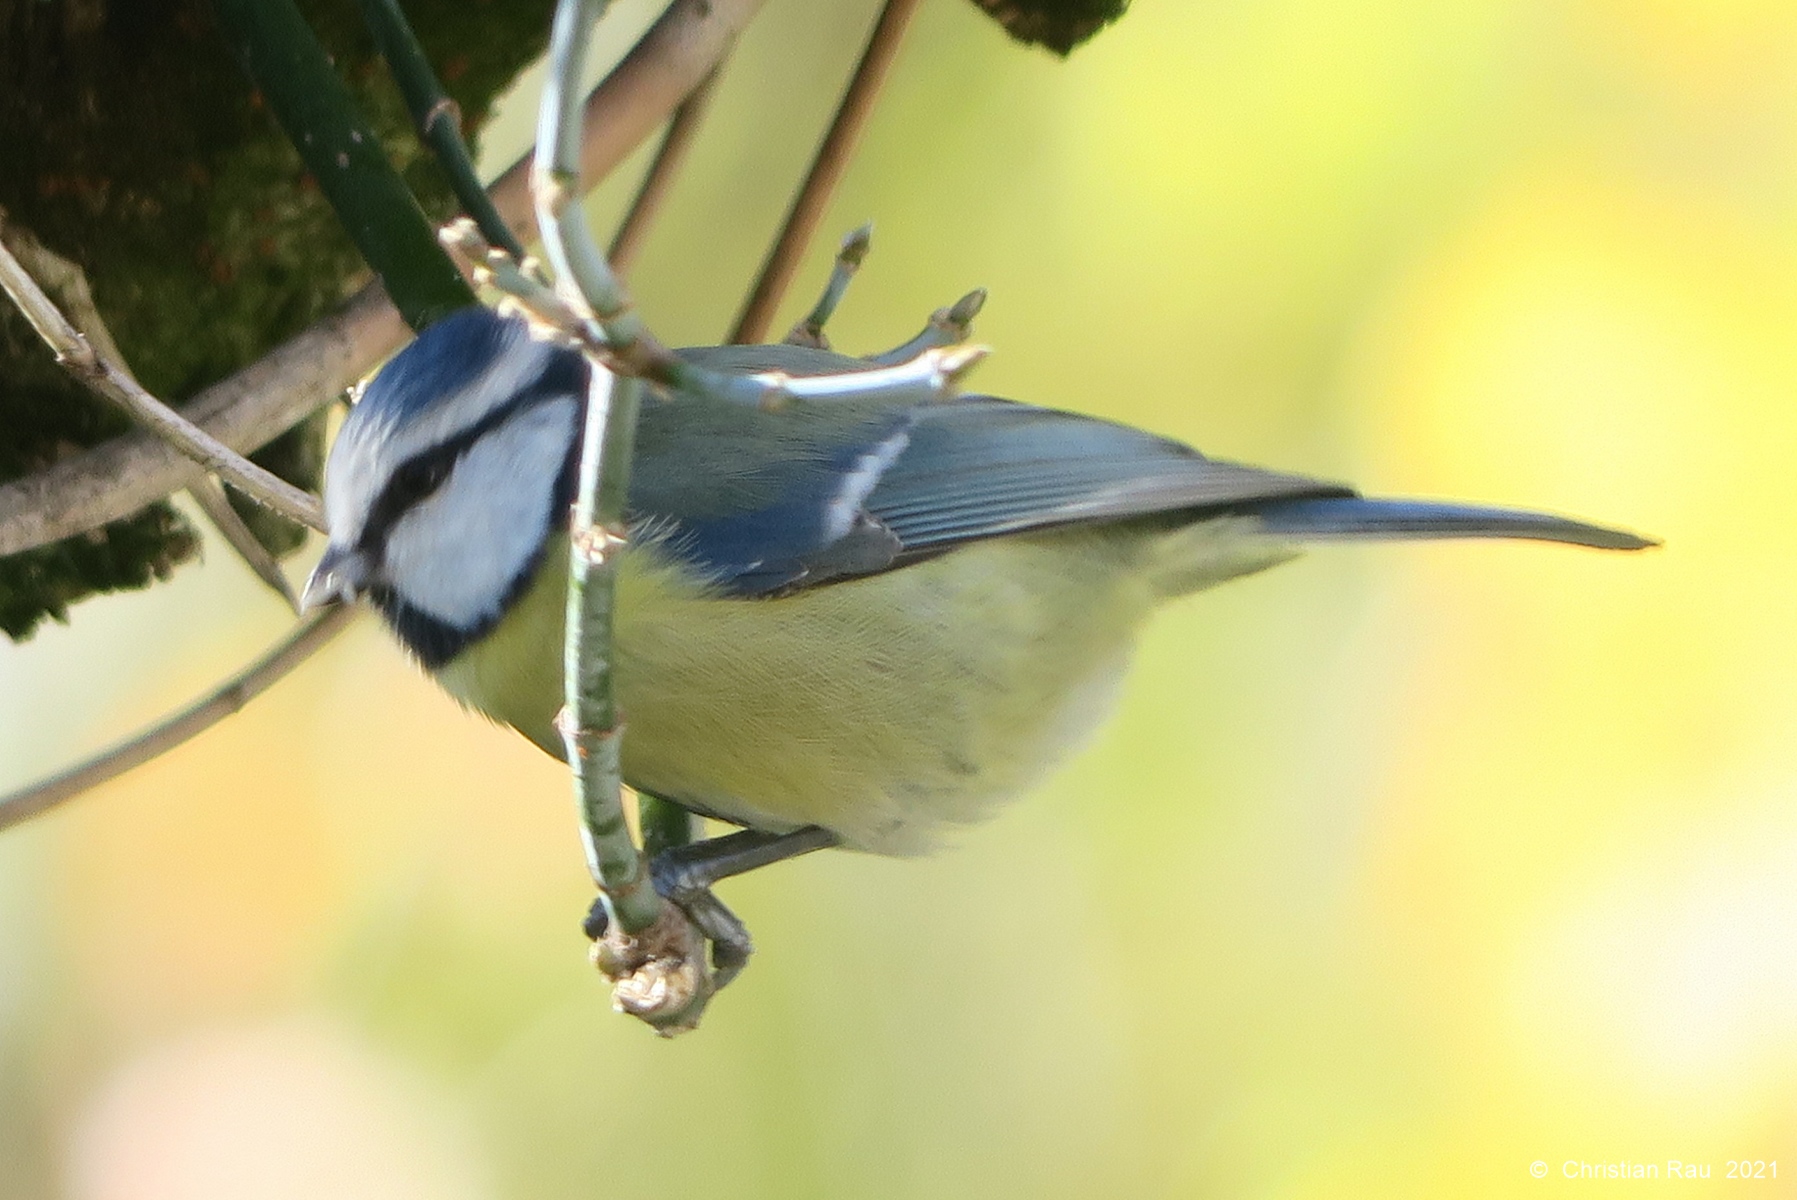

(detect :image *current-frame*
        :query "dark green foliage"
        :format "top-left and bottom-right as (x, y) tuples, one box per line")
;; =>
(0, 0), (553, 641)
(213, 0), (477, 331)
(968, 0), (1130, 55)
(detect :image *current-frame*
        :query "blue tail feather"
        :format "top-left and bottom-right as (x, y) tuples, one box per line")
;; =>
(1251, 497), (1656, 552)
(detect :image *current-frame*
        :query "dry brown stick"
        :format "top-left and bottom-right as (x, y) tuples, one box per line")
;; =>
(0, 603), (358, 833)
(0, 228), (326, 532)
(608, 65), (726, 278)
(0, 285), (397, 558)
(728, 0), (922, 344)
(185, 475), (302, 612)
(0, 0), (767, 559)
(0, 216), (307, 608)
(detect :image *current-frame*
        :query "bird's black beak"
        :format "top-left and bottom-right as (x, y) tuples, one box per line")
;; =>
(301, 545), (372, 611)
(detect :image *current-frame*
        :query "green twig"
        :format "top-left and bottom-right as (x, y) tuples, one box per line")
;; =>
(356, 0), (528, 261)
(522, 0), (993, 1032)
(785, 222), (873, 348)
(557, 369), (657, 929)
(213, 0), (475, 331)
(730, 0), (923, 344)
(537, 3), (679, 1004)
(866, 287), (987, 366)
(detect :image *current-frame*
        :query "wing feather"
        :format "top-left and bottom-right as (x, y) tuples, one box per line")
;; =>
(629, 387), (1352, 597)
(865, 399), (1350, 552)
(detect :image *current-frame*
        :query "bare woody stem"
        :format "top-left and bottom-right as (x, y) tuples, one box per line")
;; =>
(0, 604), (357, 834)
(0, 232), (326, 533)
(537, 0), (665, 937)
(730, 0), (922, 344)
(609, 65), (726, 278)
(785, 222), (873, 348)
(556, 371), (660, 931)
(0, 216), (303, 610)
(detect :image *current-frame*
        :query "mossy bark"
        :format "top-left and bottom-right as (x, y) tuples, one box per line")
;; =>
(969, 0), (1129, 56)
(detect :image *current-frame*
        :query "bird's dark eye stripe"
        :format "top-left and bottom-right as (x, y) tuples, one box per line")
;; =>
(359, 446), (462, 551)
(395, 452), (454, 500)
(357, 370), (587, 554)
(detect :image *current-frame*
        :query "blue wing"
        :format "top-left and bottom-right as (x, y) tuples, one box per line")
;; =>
(627, 345), (1650, 596)
(629, 387), (1350, 596)
(866, 398), (1345, 552)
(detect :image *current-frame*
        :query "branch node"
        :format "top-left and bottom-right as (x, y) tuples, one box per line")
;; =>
(591, 900), (714, 1036)
(572, 523), (629, 565)
(945, 286), (986, 329)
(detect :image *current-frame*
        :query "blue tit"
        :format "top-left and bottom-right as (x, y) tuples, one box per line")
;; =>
(302, 307), (1650, 950)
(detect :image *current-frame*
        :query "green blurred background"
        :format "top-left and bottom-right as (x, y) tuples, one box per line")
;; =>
(4, 0), (1796, 1195)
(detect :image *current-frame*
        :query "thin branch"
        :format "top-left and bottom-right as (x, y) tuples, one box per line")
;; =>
(526, 0), (977, 1033)
(535, 0), (656, 928)
(446, 220), (988, 409)
(729, 0), (923, 344)
(186, 475), (302, 612)
(1, 0), (765, 559)
(0, 604), (357, 834)
(0, 217), (305, 605)
(0, 230), (326, 532)
(537, 0), (709, 1034)
(865, 286), (987, 366)
(357, 0), (528, 261)
(756, 341), (989, 402)
(557, 369), (655, 929)
(785, 222), (873, 348)
(487, 0), (770, 247)
(609, 65), (726, 278)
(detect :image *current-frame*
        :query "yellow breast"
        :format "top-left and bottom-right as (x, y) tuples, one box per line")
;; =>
(435, 528), (1166, 854)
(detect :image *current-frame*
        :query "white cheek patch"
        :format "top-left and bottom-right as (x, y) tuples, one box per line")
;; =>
(324, 335), (566, 548)
(381, 398), (577, 629)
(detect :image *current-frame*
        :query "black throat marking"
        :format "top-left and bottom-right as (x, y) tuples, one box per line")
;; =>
(370, 385), (585, 672)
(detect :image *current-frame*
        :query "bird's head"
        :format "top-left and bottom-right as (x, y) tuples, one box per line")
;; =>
(302, 307), (586, 666)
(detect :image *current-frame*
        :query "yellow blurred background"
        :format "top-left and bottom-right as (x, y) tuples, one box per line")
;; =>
(4, 0), (1796, 1195)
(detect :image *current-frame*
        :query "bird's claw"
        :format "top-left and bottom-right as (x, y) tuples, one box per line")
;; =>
(650, 853), (756, 990)
(578, 861), (756, 1033)
(585, 898), (714, 1036)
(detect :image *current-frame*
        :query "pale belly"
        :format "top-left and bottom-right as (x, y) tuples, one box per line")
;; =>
(436, 528), (1163, 855)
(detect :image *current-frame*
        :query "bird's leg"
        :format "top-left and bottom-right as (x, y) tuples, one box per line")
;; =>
(655, 826), (841, 987)
(583, 825), (841, 989)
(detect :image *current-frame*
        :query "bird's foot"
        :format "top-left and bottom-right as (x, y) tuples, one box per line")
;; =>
(649, 854), (759, 990)
(584, 896), (714, 1037)
(584, 825), (841, 1006)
